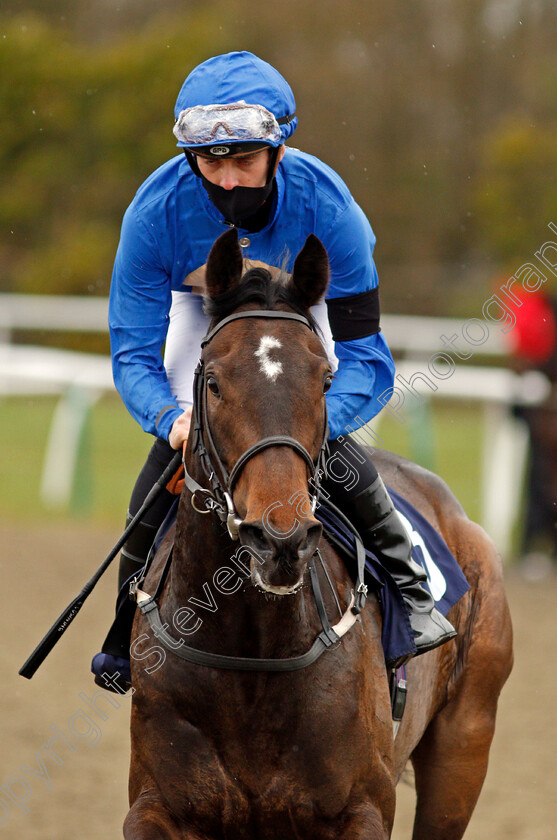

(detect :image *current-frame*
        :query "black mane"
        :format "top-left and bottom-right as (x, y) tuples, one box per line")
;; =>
(203, 267), (319, 332)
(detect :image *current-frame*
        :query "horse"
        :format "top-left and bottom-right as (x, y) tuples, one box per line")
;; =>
(123, 229), (513, 840)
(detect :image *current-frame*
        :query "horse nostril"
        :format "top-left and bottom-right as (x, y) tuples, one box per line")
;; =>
(240, 519), (323, 590)
(239, 520), (322, 564)
(297, 523), (323, 559)
(239, 522), (271, 557)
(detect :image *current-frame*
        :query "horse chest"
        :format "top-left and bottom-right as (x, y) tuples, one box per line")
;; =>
(144, 720), (369, 838)
(133, 667), (387, 836)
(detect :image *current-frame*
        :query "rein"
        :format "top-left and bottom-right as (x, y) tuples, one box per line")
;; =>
(134, 308), (368, 672)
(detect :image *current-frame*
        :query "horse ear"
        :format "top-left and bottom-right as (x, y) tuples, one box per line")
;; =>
(289, 234), (330, 309)
(205, 228), (244, 298)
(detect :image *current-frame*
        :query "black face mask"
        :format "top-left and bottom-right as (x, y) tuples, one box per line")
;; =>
(200, 176), (274, 229)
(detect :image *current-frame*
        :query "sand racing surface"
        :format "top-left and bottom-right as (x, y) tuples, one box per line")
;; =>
(0, 519), (555, 839)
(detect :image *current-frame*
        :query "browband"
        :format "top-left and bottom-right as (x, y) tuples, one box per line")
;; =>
(201, 309), (313, 347)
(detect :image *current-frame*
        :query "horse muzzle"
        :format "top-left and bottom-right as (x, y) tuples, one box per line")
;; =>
(239, 518), (322, 594)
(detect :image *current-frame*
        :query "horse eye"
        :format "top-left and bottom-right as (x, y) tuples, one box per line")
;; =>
(323, 375), (333, 394)
(207, 376), (221, 397)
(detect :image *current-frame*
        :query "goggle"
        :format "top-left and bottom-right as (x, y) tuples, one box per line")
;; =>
(173, 101), (284, 147)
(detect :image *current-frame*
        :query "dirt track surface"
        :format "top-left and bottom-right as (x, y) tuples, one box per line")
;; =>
(1, 520), (555, 839)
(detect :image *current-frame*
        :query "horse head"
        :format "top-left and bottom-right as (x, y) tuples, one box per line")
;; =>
(198, 228), (332, 594)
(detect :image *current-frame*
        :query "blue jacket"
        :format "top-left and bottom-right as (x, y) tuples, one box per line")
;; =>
(109, 53), (395, 441)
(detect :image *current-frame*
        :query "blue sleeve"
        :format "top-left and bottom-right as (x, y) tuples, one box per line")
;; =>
(319, 201), (395, 439)
(108, 204), (183, 440)
(326, 335), (395, 439)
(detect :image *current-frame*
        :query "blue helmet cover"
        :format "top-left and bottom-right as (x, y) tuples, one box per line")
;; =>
(174, 51), (297, 148)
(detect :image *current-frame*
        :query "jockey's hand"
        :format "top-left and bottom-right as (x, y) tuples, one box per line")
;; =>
(169, 406), (193, 451)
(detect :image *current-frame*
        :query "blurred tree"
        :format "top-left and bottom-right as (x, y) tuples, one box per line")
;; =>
(0, 0), (556, 315)
(205, 0), (557, 312)
(0, 7), (232, 294)
(474, 115), (557, 266)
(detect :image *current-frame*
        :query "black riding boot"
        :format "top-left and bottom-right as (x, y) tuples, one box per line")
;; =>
(91, 516), (159, 693)
(352, 475), (456, 664)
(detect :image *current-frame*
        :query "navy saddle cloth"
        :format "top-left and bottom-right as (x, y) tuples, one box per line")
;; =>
(315, 489), (470, 665)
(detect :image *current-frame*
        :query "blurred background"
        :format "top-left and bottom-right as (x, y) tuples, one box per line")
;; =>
(1, 1), (556, 838)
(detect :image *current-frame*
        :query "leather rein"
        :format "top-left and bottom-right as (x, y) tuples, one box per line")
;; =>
(134, 309), (368, 672)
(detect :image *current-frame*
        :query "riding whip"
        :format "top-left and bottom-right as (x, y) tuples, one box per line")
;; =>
(18, 450), (182, 680)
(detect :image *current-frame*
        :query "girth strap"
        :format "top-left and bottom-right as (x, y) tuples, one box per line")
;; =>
(308, 552), (339, 646)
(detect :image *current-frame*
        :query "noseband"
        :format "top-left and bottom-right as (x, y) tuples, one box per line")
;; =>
(181, 309), (330, 540)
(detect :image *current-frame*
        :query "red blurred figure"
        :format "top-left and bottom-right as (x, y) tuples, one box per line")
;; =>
(505, 288), (557, 577)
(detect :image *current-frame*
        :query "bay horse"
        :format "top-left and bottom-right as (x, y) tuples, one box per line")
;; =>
(124, 229), (513, 840)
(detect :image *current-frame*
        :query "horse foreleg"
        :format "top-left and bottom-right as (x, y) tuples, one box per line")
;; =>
(409, 547), (513, 839)
(410, 693), (497, 840)
(336, 797), (395, 840)
(123, 792), (186, 840)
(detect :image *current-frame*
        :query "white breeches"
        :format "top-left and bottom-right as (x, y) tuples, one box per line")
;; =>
(164, 291), (337, 409)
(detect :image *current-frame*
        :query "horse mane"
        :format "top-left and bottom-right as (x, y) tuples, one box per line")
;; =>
(203, 267), (320, 333)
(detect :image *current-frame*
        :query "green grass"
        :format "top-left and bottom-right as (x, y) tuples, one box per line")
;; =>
(0, 394), (150, 527)
(0, 395), (483, 527)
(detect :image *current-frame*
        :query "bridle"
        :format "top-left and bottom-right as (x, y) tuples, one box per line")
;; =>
(180, 309), (330, 540)
(134, 307), (369, 672)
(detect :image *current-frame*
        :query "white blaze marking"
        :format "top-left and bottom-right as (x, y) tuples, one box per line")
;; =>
(255, 335), (283, 381)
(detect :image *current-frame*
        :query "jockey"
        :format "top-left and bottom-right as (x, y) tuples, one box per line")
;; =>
(93, 51), (455, 692)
